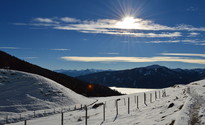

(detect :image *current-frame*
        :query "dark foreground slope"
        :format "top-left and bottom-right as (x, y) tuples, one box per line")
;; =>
(78, 65), (205, 88)
(0, 50), (121, 97)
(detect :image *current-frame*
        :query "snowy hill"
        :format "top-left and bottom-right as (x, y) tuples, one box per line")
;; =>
(0, 69), (94, 115)
(0, 50), (121, 97)
(5, 78), (205, 125)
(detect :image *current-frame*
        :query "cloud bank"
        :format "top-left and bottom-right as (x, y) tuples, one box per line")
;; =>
(161, 53), (205, 57)
(14, 17), (205, 39)
(61, 56), (205, 65)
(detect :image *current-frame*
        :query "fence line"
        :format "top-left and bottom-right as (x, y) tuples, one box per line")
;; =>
(2, 89), (167, 125)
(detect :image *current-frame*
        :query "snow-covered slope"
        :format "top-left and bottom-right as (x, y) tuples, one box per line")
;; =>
(0, 69), (94, 115)
(2, 69), (205, 125)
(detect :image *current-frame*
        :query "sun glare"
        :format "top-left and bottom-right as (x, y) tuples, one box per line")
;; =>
(116, 16), (136, 29)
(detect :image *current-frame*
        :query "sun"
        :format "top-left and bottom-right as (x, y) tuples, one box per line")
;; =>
(116, 16), (137, 29)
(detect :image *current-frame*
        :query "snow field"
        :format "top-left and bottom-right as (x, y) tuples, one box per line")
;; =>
(8, 85), (188, 125)
(1, 69), (205, 125)
(0, 69), (95, 124)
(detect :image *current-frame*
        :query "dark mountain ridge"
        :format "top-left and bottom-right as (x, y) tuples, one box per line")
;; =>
(77, 65), (205, 88)
(0, 50), (121, 97)
(55, 69), (112, 77)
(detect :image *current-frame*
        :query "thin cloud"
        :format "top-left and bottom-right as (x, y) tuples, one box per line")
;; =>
(186, 6), (198, 12)
(34, 18), (55, 23)
(161, 53), (205, 57)
(60, 56), (205, 65)
(12, 23), (28, 26)
(23, 57), (38, 59)
(56, 24), (181, 37)
(188, 32), (200, 37)
(199, 43), (205, 45)
(147, 39), (205, 45)
(50, 48), (70, 51)
(147, 40), (180, 43)
(0, 47), (18, 49)
(181, 40), (205, 45)
(100, 53), (120, 55)
(30, 23), (59, 27)
(60, 17), (80, 23)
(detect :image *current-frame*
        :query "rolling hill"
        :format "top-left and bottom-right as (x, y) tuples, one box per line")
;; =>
(0, 69), (94, 114)
(0, 50), (121, 97)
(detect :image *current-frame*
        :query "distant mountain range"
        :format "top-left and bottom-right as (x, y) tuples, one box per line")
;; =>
(0, 50), (121, 97)
(77, 65), (205, 88)
(55, 69), (112, 77)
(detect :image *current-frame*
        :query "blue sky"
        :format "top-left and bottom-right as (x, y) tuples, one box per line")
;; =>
(1, 0), (205, 70)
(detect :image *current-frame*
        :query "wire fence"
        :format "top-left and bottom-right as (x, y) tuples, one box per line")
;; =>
(1, 89), (167, 125)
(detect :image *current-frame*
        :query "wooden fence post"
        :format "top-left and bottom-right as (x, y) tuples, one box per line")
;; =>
(85, 105), (88, 125)
(103, 103), (105, 121)
(24, 120), (27, 125)
(162, 89), (166, 97)
(137, 96), (139, 109)
(144, 93), (147, 106)
(159, 91), (161, 98)
(134, 95), (136, 104)
(6, 115), (8, 123)
(61, 112), (64, 125)
(155, 91), (157, 100)
(116, 100), (119, 116)
(128, 97), (130, 114)
(19, 114), (21, 120)
(33, 111), (35, 117)
(164, 89), (166, 97)
(150, 93), (152, 103)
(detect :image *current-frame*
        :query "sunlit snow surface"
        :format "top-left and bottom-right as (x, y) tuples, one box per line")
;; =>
(110, 87), (155, 94)
(0, 69), (94, 120)
(1, 69), (205, 125)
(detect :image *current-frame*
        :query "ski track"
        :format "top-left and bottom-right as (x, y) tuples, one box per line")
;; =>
(188, 85), (205, 125)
